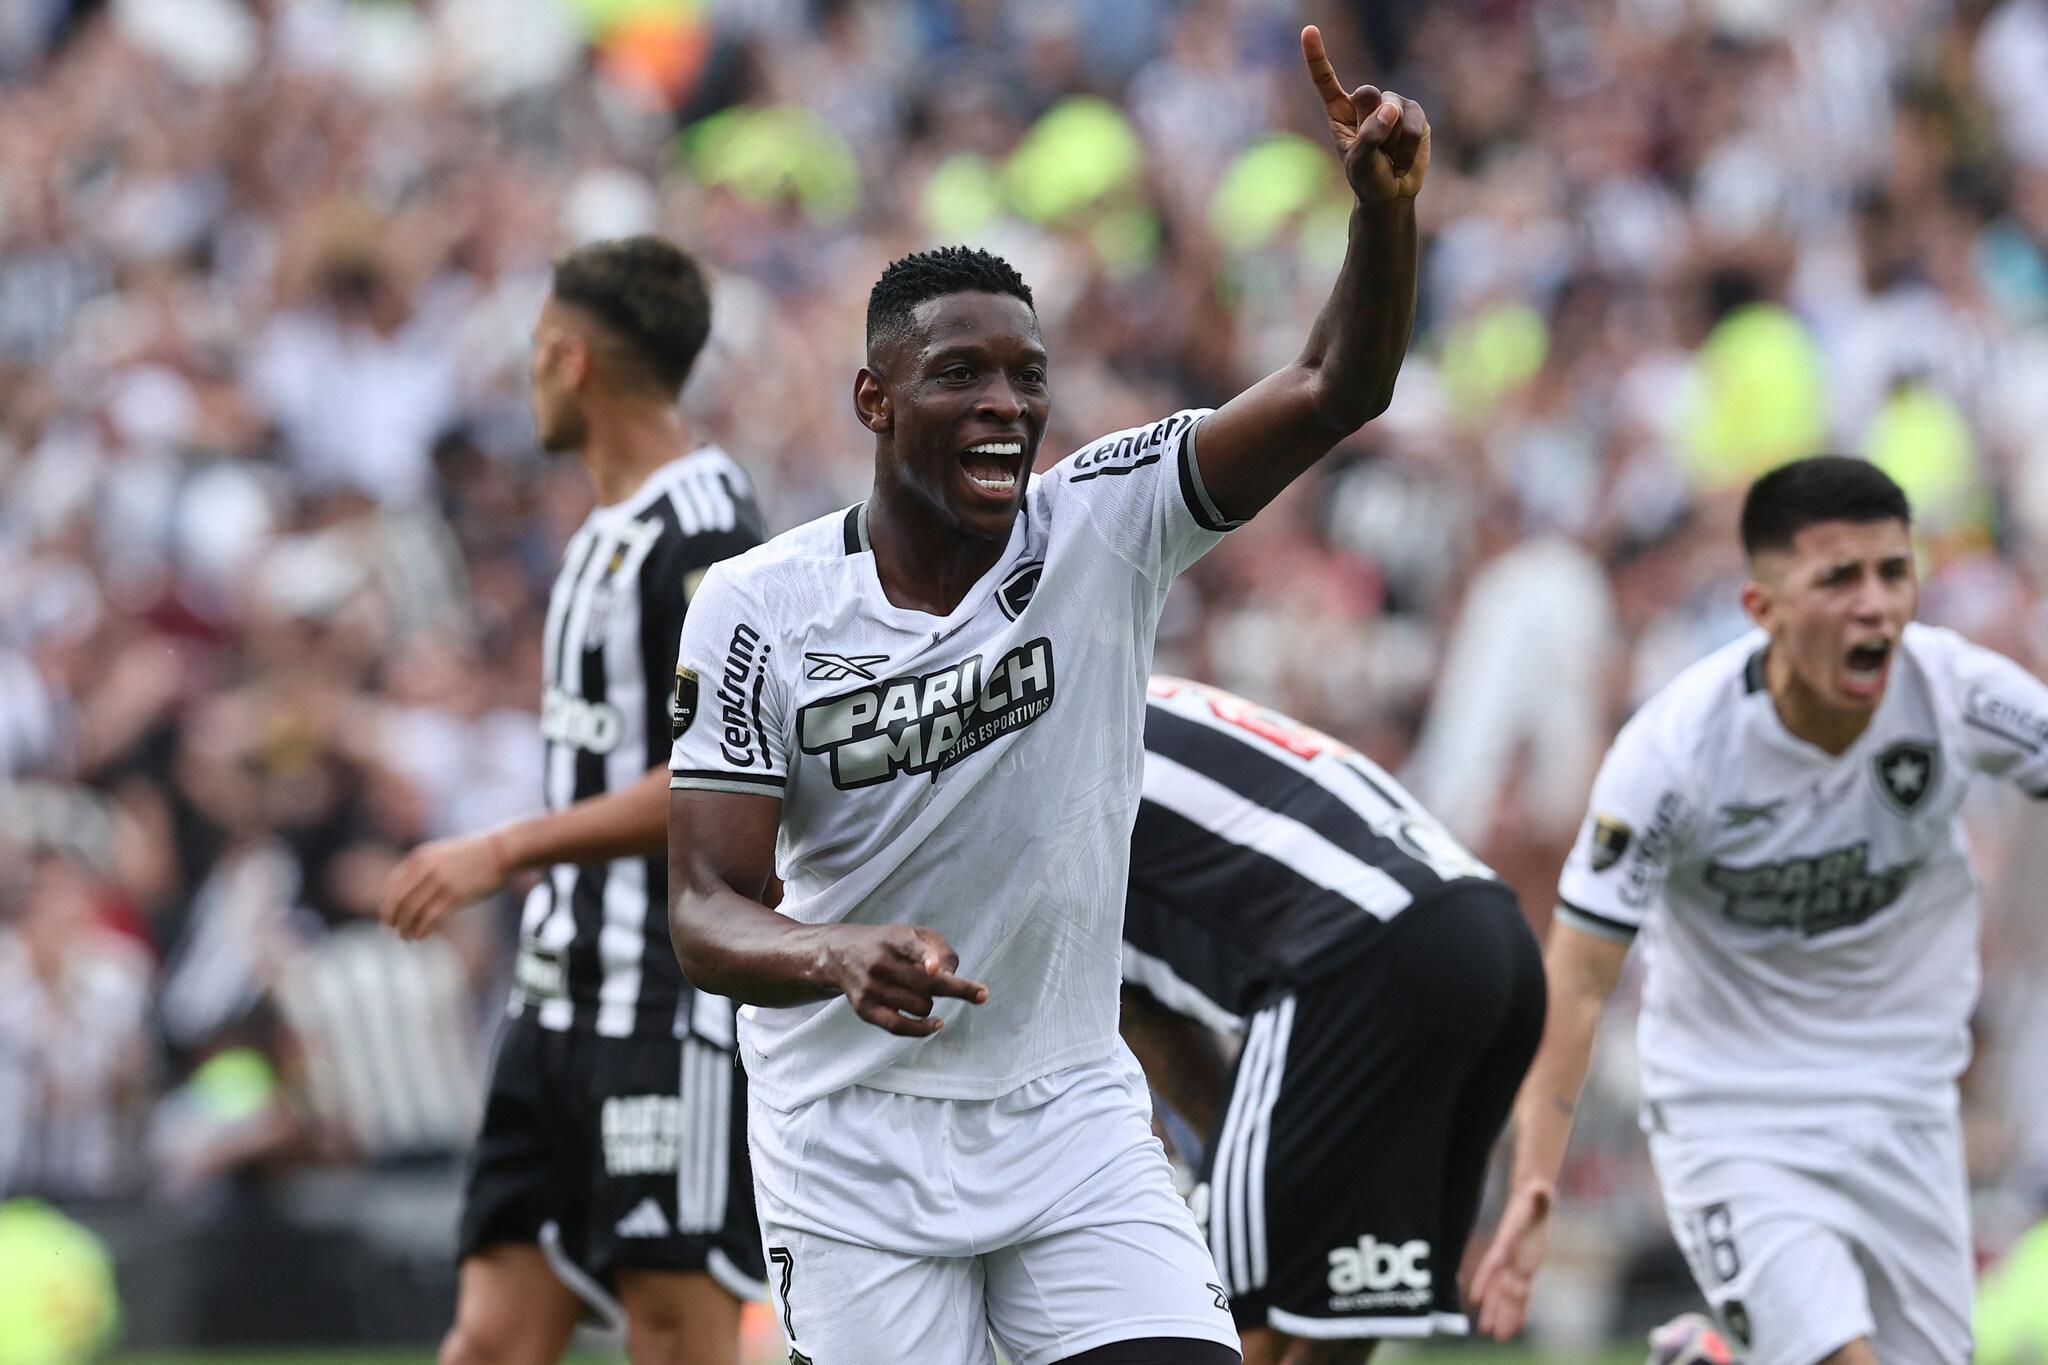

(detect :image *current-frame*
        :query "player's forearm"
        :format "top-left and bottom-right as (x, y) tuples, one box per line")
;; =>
(1296, 199), (1419, 433)
(497, 766), (669, 870)
(668, 881), (843, 1006)
(1507, 927), (1622, 1189)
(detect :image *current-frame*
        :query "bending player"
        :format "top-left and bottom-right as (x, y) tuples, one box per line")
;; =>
(1473, 457), (2046, 1365)
(380, 238), (766, 1365)
(665, 27), (1426, 1365)
(1120, 676), (1544, 1364)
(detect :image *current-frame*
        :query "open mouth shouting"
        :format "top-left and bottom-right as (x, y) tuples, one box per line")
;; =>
(960, 437), (1027, 504)
(1842, 636), (1893, 700)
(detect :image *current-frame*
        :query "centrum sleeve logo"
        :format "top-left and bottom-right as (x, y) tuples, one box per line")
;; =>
(1067, 412), (1193, 481)
(797, 638), (1057, 788)
(715, 623), (773, 768)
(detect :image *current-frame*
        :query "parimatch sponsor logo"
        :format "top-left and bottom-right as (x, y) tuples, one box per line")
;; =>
(798, 638), (1056, 788)
(600, 1094), (682, 1175)
(1325, 1236), (1432, 1313)
(1703, 840), (1919, 936)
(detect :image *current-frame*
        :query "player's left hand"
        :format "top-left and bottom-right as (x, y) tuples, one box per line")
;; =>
(1300, 25), (1429, 203)
(381, 833), (510, 941)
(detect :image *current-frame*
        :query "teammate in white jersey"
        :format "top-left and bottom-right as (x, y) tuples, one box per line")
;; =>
(665, 29), (1428, 1365)
(1473, 456), (2048, 1364)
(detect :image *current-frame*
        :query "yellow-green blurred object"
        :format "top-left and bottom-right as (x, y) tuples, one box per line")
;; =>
(922, 153), (1005, 240)
(1005, 97), (1144, 225)
(1209, 135), (1337, 254)
(1678, 303), (1828, 490)
(0, 1201), (120, 1365)
(1977, 1220), (2048, 1364)
(678, 105), (861, 223)
(1441, 302), (1549, 417)
(1089, 204), (1162, 279)
(190, 1046), (278, 1124)
(1865, 384), (1987, 537)
(568, 0), (703, 38)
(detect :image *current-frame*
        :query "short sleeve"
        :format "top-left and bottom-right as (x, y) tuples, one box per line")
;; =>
(667, 562), (789, 798)
(1947, 636), (2048, 796)
(1556, 714), (1695, 942)
(1050, 408), (1237, 584)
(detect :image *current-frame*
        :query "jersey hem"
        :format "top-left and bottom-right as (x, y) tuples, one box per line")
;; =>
(1555, 898), (1639, 942)
(743, 1035), (1118, 1111)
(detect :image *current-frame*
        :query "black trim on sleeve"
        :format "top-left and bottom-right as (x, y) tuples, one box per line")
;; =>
(1175, 420), (1244, 532)
(670, 768), (786, 790)
(1556, 898), (1639, 942)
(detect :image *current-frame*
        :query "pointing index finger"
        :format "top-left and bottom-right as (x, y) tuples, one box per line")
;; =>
(1300, 25), (1354, 124)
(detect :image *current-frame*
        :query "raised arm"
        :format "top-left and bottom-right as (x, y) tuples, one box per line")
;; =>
(1470, 920), (1631, 1340)
(1193, 25), (1428, 523)
(667, 787), (988, 1034)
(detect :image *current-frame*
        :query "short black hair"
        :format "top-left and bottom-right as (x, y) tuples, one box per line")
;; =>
(866, 245), (1034, 354)
(551, 236), (711, 393)
(1740, 455), (1912, 557)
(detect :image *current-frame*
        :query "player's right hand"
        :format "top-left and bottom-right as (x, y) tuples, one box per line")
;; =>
(381, 833), (509, 941)
(824, 925), (989, 1037)
(1470, 1178), (1554, 1340)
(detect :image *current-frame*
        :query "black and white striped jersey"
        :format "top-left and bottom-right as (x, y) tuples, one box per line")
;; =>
(1123, 677), (1498, 1030)
(511, 446), (765, 1039)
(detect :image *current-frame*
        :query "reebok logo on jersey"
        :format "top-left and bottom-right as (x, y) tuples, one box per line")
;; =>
(1703, 840), (1919, 937)
(1717, 799), (1783, 829)
(716, 624), (772, 768)
(1326, 1236), (1431, 1312)
(541, 687), (624, 754)
(804, 652), (888, 683)
(615, 1198), (672, 1239)
(1873, 739), (1938, 814)
(798, 638), (1056, 788)
(1068, 412), (1193, 481)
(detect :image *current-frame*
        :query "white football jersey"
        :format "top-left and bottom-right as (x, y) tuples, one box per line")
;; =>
(670, 410), (1237, 1109)
(1559, 623), (2048, 1133)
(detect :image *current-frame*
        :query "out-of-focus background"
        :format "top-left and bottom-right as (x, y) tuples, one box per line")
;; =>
(3, 0), (2046, 1359)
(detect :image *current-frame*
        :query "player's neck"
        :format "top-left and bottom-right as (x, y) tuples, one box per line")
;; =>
(579, 402), (693, 507)
(864, 491), (1010, 616)
(1764, 646), (1872, 756)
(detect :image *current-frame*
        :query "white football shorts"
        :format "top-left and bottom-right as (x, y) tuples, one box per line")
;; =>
(746, 1042), (1241, 1365)
(1649, 1116), (1973, 1365)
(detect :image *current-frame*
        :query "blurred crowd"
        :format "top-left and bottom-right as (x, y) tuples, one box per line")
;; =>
(4, 0), (2048, 1346)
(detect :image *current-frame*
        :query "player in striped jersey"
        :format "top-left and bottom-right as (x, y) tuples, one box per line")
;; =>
(1120, 677), (1545, 1361)
(380, 238), (766, 1365)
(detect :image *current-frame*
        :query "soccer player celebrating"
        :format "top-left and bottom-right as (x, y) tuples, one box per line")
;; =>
(665, 29), (1427, 1365)
(1473, 457), (2048, 1365)
(1120, 677), (1545, 1362)
(381, 238), (767, 1365)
